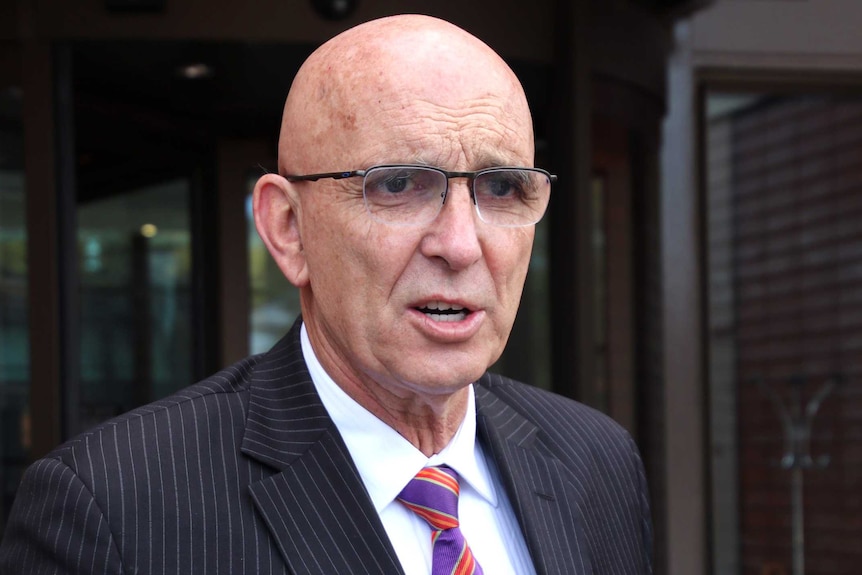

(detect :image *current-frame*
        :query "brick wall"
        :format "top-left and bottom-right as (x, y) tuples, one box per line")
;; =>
(709, 94), (862, 575)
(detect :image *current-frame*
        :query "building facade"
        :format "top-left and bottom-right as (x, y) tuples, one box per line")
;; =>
(0, 1), (764, 574)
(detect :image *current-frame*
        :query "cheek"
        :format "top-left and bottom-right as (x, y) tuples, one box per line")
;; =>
(301, 208), (365, 299)
(305, 212), (419, 303)
(491, 231), (535, 294)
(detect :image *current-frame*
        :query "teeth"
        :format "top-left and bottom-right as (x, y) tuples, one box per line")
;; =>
(419, 301), (469, 322)
(425, 311), (468, 322)
(425, 301), (460, 311)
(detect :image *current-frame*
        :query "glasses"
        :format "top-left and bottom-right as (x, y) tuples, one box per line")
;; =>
(285, 165), (556, 227)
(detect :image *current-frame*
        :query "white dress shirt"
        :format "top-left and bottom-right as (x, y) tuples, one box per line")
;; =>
(301, 324), (536, 575)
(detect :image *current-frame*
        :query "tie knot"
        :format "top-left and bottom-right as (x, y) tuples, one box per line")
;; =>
(397, 466), (461, 531)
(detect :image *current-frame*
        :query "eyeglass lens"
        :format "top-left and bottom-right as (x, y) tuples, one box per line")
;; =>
(362, 166), (551, 226)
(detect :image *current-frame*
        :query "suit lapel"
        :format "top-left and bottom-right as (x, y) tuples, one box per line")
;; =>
(475, 381), (592, 575)
(239, 321), (591, 574)
(241, 322), (404, 575)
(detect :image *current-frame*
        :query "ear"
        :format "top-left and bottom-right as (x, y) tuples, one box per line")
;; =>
(252, 173), (309, 287)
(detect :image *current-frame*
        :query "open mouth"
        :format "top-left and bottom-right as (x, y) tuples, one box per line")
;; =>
(417, 301), (471, 322)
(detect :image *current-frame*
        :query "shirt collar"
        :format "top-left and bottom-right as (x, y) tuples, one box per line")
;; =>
(300, 322), (498, 512)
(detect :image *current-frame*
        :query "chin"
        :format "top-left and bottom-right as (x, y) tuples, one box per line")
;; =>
(387, 338), (502, 390)
(411, 361), (491, 393)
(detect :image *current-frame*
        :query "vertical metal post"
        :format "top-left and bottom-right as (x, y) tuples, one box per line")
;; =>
(53, 44), (81, 440)
(23, 40), (62, 458)
(790, 465), (803, 575)
(756, 375), (839, 575)
(548, 0), (592, 402)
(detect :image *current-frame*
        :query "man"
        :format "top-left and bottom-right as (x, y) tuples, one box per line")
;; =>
(0, 14), (652, 574)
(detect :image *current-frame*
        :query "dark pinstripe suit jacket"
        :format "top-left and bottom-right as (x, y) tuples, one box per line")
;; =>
(0, 321), (652, 574)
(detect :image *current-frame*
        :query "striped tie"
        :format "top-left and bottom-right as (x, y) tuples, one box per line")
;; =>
(397, 466), (484, 575)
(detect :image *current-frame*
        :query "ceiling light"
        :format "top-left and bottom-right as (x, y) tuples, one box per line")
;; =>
(311, 0), (357, 20)
(177, 63), (214, 80)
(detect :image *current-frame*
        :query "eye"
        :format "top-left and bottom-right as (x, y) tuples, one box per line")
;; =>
(486, 176), (517, 197)
(382, 174), (411, 194)
(366, 168), (423, 195)
(479, 171), (530, 199)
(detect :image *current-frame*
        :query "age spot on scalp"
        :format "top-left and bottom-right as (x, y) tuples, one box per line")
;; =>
(340, 111), (358, 130)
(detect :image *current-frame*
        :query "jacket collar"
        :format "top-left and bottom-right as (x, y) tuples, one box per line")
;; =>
(241, 321), (588, 575)
(475, 377), (591, 575)
(241, 320), (405, 575)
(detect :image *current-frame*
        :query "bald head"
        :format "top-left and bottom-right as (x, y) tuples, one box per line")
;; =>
(278, 15), (534, 175)
(253, 15), (544, 446)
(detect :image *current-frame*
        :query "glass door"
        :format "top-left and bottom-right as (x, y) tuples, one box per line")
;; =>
(0, 46), (27, 534)
(67, 42), (217, 437)
(76, 179), (194, 431)
(703, 90), (862, 575)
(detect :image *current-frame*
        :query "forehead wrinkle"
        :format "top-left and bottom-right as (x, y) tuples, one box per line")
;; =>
(357, 123), (528, 171)
(358, 99), (532, 167)
(409, 94), (533, 158)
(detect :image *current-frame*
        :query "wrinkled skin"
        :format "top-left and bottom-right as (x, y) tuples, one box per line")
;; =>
(253, 15), (537, 455)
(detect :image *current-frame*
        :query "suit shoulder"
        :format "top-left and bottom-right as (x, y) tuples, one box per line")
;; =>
(476, 371), (633, 445)
(45, 354), (263, 464)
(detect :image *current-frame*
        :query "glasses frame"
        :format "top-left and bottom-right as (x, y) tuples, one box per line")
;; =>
(284, 164), (557, 227)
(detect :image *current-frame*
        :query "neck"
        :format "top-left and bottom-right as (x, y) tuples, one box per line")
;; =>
(352, 384), (470, 457)
(303, 319), (471, 457)
(323, 353), (471, 457)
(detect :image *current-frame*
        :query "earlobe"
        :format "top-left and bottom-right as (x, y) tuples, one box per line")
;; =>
(252, 173), (310, 287)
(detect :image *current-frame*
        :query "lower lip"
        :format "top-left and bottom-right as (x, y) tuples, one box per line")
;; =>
(408, 308), (485, 342)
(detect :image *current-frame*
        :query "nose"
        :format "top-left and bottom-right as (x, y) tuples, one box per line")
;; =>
(419, 179), (482, 270)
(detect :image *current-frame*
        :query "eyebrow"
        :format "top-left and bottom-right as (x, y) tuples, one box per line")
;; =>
(382, 152), (526, 171)
(469, 151), (529, 169)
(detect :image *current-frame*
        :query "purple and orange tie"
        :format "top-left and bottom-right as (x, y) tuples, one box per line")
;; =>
(397, 466), (484, 575)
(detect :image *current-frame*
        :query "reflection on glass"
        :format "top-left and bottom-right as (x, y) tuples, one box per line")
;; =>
(246, 187), (299, 354)
(0, 85), (28, 532)
(705, 91), (861, 575)
(77, 180), (192, 432)
(705, 93), (741, 575)
(591, 174), (608, 410)
(491, 215), (551, 390)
